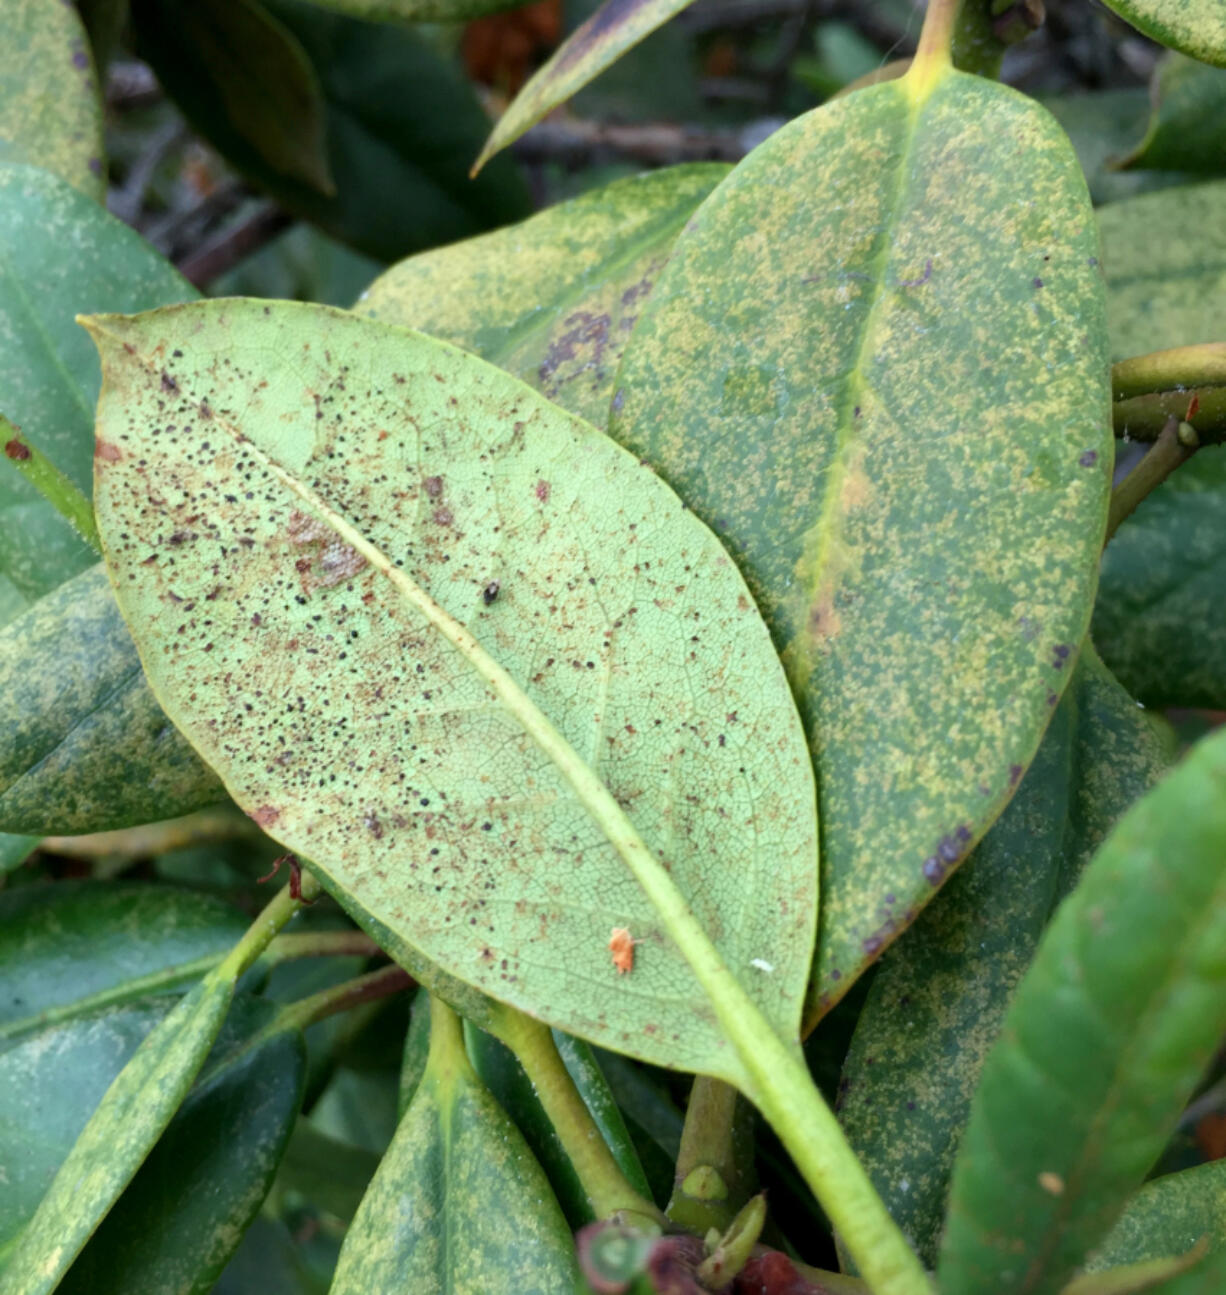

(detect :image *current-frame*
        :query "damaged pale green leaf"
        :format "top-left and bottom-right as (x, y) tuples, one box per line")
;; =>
(472, 0), (701, 172)
(360, 165), (728, 427)
(938, 725), (1226, 1295)
(839, 648), (1173, 1269)
(331, 998), (577, 1294)
(0, 565), (224, 835)
(1099, 0), (1226, 70)
(0, 0), (104, 200)
(86, 298), (818, 1079)
(611, 70), (1112, 1019)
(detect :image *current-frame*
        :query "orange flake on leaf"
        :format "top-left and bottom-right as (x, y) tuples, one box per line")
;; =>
(609, 927), (640, 974)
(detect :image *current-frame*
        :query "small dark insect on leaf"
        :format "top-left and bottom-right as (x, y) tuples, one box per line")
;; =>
(483, 580), (501, 606)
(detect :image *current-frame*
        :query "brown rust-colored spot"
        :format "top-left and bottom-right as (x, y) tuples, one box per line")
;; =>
(251, 805), (280, 828)
(423, 475), (443, 498)
(535, 479), (550, 503)
(4, 437), (30, 461)
(95, 440), (122, 462)
(807, 589), (842, 643)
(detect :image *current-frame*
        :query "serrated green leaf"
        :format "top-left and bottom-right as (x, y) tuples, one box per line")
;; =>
(1099, 0), (1226, 70)
(0, 884), (308, 1295)
(610, 70), (1112, 1017)
(331, 997), (578, 1294)
(0, 880), (246, 1037)
(472, 0), (700, 172)
(0, 0), (104, 200)
(1093, 182), (1226, 711)
(1120, 56), (1226, 175)
(1088, 1162), (1226, 1275)
(839, 648), (1173, 1269)
(0, 565), (225, 835)
(60, 1003), (306, 1295)
(0, 162), (195, 606)
(133, 0), (531, 263)
(938, 726), (1226, 1295)
(86, 297), (817, 1079)
(360, 164), (729, 427)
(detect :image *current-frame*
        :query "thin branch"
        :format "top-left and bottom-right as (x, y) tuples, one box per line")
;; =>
(1106, 415), (1199, 543)
(512, 116), (756, 169)
(176, 203), (295, 288)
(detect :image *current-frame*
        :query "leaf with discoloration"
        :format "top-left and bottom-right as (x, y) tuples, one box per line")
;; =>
(86, 297), (818, 1079)
(472, 0), (701, 173)
(332, 998), (577, 1294)
(838, 648), (1173, 1270)
(610, 70), (1112, 1021)
(0, 880), (246, 1036)
(1099, 0), (1226, 70)
(60, 1002), (306, 1295)
(1119, 56), (1226, 175)
(360, 165), (729, 427)
(0, 163), (196, 611)
(1087, 1162), (1226, 1277)
(0, 565), (225, 835)
(1093, 182), (1226, 711)
(0, 0), (105, 200)
(0, 883), (307, 1295)
(938, 725), (1226, 1295)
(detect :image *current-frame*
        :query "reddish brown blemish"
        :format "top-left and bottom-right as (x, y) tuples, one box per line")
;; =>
(423, 475), (443, 498)
(535, 479), (550, 503)
(95, 440), (122, 462)
(160, 371), (178, 393)
(4, 438), (30, 461)
(433, 507), (453, 525)
(251, 805), (280, 828)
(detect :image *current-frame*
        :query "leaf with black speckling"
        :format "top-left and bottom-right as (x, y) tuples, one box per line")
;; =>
(838, 647), (1173, 1270)
(86, 297), (818, 1078)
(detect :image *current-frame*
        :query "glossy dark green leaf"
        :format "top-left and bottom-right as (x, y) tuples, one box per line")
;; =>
(0, 835), (36, 876)
(294, 0), (523, 19)
(330, 998), (578, 1293)
(611, 68), (1112, 1017)
(1041, 91), (1188, 205)
(87, 298), (818, 1079)
(276, 1121), (381, 1223)
(1099, 0), (1226, 70)
(1120, 56), (1226, 175)
(838, 649), (1173, 1269)
(938, 726), (1226, 1295)
(466, 1023), (651, 1225)
(0, 0), (104, 200)
(473, 0), (703, 172)
(0, 565), (225, 835)
(0, 880), (246, 1036)
(211, 1217), (317, 1295)
(1087, 1162), (1226, 1275)
(0, 885), (306, 1295)
(0, 163), (195, 607)
(60, 1006), (307, 1295)
(1093, 182), (1226, 710)
(0, 1001), (172, 1269)
(135, 0), (333, 193)
(360, 164), (729, 427)
(133, 0), (531, 262)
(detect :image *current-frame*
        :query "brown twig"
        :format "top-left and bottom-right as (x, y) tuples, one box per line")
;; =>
(175, 202), (294, 288)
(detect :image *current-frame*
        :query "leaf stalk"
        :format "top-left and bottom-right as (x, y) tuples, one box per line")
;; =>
(1106, 416), (1199, 543)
